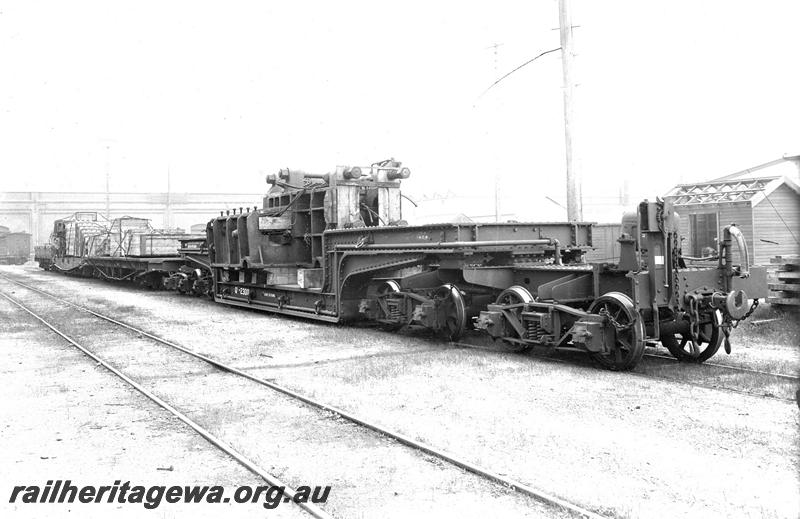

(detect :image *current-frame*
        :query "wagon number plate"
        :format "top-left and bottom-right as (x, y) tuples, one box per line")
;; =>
(234, 286), (251, 297)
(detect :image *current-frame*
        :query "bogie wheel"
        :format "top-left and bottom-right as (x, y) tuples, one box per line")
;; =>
(433, 284), (467, 341)
(588, 292), (645, 370)
(660, 311), (722, 363)
(377, 280), (401, 296)
(495, 285), (534, 352)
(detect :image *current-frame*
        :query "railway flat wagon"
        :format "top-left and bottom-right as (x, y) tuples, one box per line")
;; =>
(32, 159), (768, 370)
(207, 161), (767, 370)
(0, 229), (31, 265)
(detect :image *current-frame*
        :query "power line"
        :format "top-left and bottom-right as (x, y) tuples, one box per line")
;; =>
(478, 47), (561, 99)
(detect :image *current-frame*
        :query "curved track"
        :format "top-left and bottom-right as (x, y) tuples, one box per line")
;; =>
(0, 272), (604, 519)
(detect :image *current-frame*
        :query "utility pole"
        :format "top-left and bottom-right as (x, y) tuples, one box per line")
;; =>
(486, 42), (504, 223)
(559, 0), (582, 221)
(105, 145), (110, 219)
(99, 139), (115, 220)
(165, 164), (172, 229)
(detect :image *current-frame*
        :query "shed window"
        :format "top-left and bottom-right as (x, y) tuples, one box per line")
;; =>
(690, 213), (718, 256)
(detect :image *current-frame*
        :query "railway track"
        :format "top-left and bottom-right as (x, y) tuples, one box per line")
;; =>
(0, 288), (332, 519)
(630, 364), (796, 403)
(641, 352), (799, 381)
(5, 268), (794, 406)
(5, 267), (796, 405)
(0, 272), (604, 519)
(450, 342), (798, 404)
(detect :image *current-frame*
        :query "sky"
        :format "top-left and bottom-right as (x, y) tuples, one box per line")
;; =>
(1, 1), (798, 222)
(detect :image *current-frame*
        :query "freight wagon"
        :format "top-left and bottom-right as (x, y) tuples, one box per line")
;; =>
(0, 227), (31, 265)
(35, 212), (207, 290)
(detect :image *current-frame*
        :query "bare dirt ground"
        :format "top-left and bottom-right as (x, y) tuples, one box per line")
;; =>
(3, 264), (799, 518)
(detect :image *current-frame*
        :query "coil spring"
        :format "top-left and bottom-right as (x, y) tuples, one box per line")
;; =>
(526, 319), (545, 342)
(386, 299), (403, 319)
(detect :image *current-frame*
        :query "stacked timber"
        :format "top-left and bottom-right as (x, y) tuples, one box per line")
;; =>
(768, 256), (800, 307)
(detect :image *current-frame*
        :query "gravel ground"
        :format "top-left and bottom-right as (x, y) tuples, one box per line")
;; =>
(0, 294), (308, 519)
(0, 268), (570, 519)
(3, 265), (799, 518)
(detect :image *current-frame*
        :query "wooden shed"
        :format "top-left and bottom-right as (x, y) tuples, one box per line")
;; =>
(664, 155), (800, 266)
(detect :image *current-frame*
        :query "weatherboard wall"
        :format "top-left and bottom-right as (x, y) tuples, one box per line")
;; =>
(752, 184), (800, 265)
(672, 202), (754, 266)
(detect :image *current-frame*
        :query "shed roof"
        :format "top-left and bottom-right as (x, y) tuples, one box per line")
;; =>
(665, 155), (800, 207)
(711, 154), (799, 182)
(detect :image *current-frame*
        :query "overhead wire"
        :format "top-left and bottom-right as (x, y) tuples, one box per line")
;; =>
(478, 47), (562, 100)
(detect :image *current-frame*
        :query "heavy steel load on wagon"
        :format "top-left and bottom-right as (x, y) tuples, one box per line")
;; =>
(0, 227), (31, 265)
(35, 159), (768, 370)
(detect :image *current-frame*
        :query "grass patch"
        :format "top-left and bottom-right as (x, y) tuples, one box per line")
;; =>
(736, 303), (800, 347)
(638, 302), (799, 399)
(640, 358), (798, 400)
(662, 302), (800, 376)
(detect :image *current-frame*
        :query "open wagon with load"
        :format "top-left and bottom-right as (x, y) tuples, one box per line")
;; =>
(34, 212), (209, 293)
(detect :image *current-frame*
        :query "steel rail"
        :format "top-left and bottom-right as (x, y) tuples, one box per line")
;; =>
(451, 341), (796, 403)
(0, 289), (332, 519)
(642, 352), (799, 381)
(631, 369), (795, 403)
(0, 273), (604, 519)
